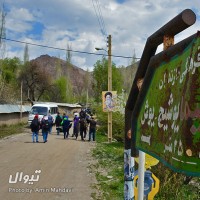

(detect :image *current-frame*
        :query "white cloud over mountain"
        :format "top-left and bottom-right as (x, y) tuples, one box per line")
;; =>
(1, 0), (200, 70)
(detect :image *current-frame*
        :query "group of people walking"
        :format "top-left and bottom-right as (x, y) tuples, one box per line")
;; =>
(30, 109), (97, 143)
(30, 113), (54, 143)
(74, 109), (97, 142)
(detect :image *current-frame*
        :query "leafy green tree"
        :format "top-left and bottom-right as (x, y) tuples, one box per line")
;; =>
(92, 57), (122, 102)
(51, 76), (73, 103)
(0, 57), (21, 83)
(0, 57), (22, 103)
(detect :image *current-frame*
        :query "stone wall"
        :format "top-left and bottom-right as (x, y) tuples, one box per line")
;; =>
(0, 113), (29, 126)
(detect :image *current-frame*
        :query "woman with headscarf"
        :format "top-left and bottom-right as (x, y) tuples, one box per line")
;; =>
(30, 114), (40, 143)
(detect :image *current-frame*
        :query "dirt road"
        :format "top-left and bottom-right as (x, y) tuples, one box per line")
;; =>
(0, 127), (96, 200)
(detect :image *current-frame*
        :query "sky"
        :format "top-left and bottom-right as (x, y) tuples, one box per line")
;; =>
(0, 0), (200, 71)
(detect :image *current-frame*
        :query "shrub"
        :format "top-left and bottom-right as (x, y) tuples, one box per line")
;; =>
(92, 104), (124, 142)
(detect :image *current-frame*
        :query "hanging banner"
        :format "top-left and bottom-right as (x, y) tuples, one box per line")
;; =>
(133, 32), (200, 176)
(102, 91), (117, 112)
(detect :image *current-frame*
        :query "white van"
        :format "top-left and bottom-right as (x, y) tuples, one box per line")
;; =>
(28, 103), (58, 125)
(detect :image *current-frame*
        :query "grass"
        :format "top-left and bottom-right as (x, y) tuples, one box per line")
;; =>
(91, 132), (124, 200)
(91, 132), (200, 200)
(0, 122), (27, 139)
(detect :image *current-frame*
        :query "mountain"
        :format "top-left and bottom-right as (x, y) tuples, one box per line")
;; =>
(118, 62), (139, 93)
(31, 55), (92, 95)
(30, 54), (139, 97)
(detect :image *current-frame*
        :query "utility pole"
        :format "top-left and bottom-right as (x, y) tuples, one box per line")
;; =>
(107, 35), (112, 143)
(95, 35), (112, 143)
(20, 81), (23, 122)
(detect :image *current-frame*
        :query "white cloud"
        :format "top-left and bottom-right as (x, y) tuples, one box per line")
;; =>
(9, 7), (34, 21)
(1, 0), (200, 69)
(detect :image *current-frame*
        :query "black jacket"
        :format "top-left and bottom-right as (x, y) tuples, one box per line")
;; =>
(30, 118), (40, 132)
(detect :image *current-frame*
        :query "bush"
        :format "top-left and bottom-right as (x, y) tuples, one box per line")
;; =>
(92, 104), (124, 142)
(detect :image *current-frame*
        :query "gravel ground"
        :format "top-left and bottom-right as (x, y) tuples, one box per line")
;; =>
(0, 126), (97, 200)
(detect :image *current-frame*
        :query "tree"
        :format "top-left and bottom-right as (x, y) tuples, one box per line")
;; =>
(92, 57), (122, 102)
(131, 49), (137, 66)
(66, 43), (72, 64)
(0, 57), (21, 83)
(48, 76), (74, 103)
(0, 3), (6, 59)
(23, 43), (29, 64)
(84, 68), (91, 105)
(0, 57), (22, 103)
(18, 61), (53, 101)
(55, 57), (62, 79)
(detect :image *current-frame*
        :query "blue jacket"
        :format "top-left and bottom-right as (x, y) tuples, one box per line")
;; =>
(61, 117), (72, 131)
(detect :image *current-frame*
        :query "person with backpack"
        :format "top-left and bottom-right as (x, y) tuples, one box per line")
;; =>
(48, 112), (54, 134)
(41, 115), (50, 143)
(79, 117), (87, 141)
(55, 112), (62, 135)
(61, 116), (72, 139)
(30, 114), (40, 143)
(79, 109), (86, 119)
(88, 117), (97, 141)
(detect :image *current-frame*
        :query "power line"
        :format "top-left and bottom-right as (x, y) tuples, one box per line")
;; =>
(1, 37), (140, 59)
(95, 0), (107, 36)
(92, 0), (107, 43)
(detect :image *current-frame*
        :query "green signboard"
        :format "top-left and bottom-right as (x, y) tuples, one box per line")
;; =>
(134, 32), (200, 176)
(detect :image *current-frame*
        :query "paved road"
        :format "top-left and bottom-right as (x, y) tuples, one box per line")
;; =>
(0, 127), (96, 200)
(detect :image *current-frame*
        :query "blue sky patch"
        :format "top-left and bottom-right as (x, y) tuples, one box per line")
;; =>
(27, 21), (44, 39)
(115, 0), (126, 4)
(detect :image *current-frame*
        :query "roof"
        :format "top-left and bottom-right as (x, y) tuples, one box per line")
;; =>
(0, 104), (32, 114)
(33, 103), (58, 108)
(33, 101), (82, 108)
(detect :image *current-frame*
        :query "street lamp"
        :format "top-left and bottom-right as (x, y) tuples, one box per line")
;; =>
(95, 35), (112, 143)
(95, 47), (105, 51)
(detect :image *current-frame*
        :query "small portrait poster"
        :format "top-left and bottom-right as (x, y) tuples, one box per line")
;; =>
(102, 91), (117, 112)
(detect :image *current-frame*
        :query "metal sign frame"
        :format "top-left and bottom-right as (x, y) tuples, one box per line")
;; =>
(133, 32), (200, 176)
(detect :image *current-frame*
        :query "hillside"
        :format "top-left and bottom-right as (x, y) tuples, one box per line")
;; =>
(30, 55), (139, 99)
(118, 62), (139, 93)
(31, 55), (92, 96)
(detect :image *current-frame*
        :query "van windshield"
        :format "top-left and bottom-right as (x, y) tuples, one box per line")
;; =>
(30, 107), (48, 116)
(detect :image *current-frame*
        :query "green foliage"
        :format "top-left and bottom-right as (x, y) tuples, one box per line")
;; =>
(152, 163), (200, 200)
(92, 104), (124, 142)
(43, 75), (77, 103)
(92, 133), (200, 200)
(91, 105), (200, 199)
(91, 133), (124, 199)
(54, 76), (68, 102)
(92, 57), (123, 102)
(0, 57), (22, 103)
(0, 57), (22, 83)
